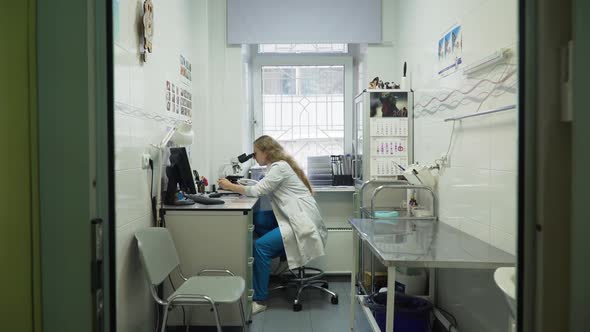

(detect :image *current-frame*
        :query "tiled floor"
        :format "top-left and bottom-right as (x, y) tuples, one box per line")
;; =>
(250, 277), (351, 332)
(170, 276), (351, 332)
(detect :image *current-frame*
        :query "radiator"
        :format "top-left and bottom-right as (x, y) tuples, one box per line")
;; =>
(308, 228), (353, 274)
(269, 228), (353, 275)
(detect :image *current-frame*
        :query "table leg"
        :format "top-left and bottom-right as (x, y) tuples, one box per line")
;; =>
(429, 268), (436, 303)
(350, 231), (359, 331)
(386, 265), (396, 332)
(371, 253), (376, 293)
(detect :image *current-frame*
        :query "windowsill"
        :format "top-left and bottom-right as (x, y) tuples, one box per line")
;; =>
(313, 186), (356, 193)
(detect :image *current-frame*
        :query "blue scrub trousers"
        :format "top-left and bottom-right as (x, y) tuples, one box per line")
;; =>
(252, 210), (285, 301)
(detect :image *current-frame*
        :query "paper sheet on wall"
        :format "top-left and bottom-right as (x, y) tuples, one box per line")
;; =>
(370, 157), (408, 177)
(370, 118), (409, 136)
(370, 137), (408, 157)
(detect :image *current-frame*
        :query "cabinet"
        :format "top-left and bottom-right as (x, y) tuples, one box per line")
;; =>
(353, 90), (414, 181)
(161, 197), (257, 327)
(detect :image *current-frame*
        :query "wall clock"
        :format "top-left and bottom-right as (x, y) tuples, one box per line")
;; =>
(142, 0), (154, 61)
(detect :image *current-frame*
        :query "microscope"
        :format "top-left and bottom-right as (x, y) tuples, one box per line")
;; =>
(219, 153), (255, 183)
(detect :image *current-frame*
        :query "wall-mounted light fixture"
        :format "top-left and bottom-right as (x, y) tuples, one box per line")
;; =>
(463, 48), (510, 76)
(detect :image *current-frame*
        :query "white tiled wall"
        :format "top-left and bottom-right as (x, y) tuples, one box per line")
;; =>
(114, 0), (208, 331)
(391, 0), (518, 330)
(393, 0), (518, 255)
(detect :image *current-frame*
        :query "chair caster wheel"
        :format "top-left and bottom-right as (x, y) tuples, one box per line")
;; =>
(331, 296), (339, 305)
(293, 303), (302, 312)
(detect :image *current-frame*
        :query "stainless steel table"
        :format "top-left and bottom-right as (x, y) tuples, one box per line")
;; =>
(348, 218), (515, 331)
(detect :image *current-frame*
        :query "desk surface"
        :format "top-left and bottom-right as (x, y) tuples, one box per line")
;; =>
(163, 195), (259, 211)
(349, 218), (515, 269)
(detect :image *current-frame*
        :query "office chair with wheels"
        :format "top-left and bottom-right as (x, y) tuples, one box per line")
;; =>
(135, 227), (247, 332)
(271, 256), (339, 312)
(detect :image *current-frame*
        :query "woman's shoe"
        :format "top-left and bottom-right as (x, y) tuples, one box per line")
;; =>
(252, 302), (267, 315)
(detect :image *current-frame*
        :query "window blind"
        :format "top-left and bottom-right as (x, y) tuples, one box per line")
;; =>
(227, 0), (382, 44)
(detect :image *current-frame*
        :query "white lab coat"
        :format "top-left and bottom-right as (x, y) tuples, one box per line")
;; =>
(244, 161), (327, 269)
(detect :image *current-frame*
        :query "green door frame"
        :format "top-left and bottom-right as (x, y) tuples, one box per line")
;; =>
(37, 0), (114, 331)
(571, 1), (590, 331)
(521, 0), (578, 331)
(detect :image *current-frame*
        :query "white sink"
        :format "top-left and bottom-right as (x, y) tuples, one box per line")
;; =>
(494, 267), (516, 318)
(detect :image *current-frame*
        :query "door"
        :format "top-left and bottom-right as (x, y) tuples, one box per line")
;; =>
(0, 1), (41, 330)
(570, 1), (590, 330)
(37, 0), (113, 331)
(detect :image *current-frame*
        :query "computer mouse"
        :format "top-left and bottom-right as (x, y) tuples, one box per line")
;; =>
(208, 192), (221, 198)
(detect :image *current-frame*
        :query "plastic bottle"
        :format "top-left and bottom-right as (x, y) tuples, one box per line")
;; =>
(177, 184), (184, 201)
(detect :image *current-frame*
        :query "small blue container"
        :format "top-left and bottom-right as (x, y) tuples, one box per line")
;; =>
(374, 210), (400, 219)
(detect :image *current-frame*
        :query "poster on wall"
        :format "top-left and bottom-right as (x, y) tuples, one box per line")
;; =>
(369, 92), (409, 118)
(163, 54), (193, 118)
(180, 54), (192, 84)
(165, 80), (193, 118)
(438, 24), (463, 76)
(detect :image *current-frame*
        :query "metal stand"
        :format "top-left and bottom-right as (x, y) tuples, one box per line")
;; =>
(350, 182), (439, 331)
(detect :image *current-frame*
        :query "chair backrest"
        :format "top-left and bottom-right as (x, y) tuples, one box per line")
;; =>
(135, 227), (181, 286)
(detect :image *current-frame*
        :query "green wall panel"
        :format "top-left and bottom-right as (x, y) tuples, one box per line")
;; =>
(37, 0), (95, 330)
(571, 0), (590, 330)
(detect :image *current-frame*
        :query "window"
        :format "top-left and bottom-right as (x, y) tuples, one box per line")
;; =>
(258, 43), (348, 54)
(258, 65), (345, 171)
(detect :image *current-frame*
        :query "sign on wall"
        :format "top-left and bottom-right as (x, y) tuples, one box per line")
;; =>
(438, 24), (463, 76)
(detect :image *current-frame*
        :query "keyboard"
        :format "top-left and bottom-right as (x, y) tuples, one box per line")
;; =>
(186, 194), (225, 205)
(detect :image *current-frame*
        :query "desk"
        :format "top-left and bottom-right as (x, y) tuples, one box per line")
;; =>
(161, 195), (258, 327)
(348, 218), (515, 331)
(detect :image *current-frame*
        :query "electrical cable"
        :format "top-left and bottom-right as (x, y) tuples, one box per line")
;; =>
(419, 61), (516, 108)
(149, 159), (157, 226)
(414, 59), (518, 119)
(475, 61), (512, 112)
(415, 68), (517, 109)
(435, 305), (459, 331)
(432, 60), (515, 165)
(443, 121), (457, 162)
(416, 71), (517, 117)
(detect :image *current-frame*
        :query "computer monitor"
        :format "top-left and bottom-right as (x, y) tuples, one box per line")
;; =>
(164, 147), (196, 205)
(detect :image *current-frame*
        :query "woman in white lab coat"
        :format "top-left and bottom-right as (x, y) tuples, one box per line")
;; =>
(218, 135), (327, 315)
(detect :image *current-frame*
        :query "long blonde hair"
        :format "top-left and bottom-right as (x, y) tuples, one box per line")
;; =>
(254, 135), (313, 193)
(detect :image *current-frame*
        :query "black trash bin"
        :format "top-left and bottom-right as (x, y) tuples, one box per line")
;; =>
(364, 291), (433, 331)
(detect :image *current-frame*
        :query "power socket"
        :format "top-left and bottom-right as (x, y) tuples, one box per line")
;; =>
(141, 154), (151, 169)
